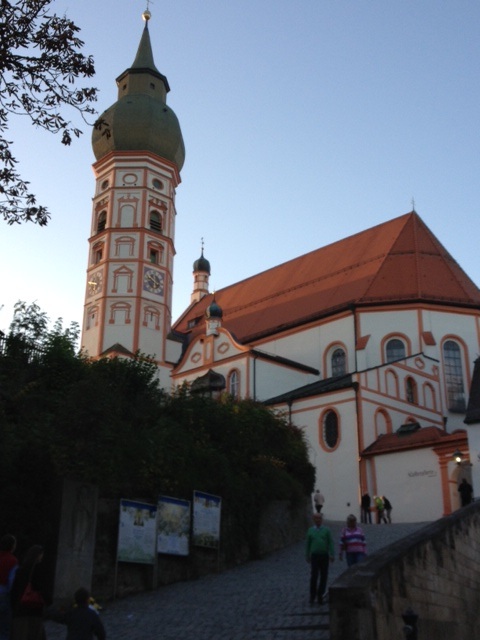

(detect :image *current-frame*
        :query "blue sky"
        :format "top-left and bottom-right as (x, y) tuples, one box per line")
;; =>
(2, 0), (479, 333)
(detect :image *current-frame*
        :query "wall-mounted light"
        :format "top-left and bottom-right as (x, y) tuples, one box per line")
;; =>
(453, 449), (463, 465)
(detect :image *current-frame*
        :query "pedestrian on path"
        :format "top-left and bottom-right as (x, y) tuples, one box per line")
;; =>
(382, 496), (392, 523)
(49, 587), (106, 640)
(305, 513), (334, 605)
(360, 493), (372, 524)
(458, 478), (473, 506)
(339, 515), (367, 567)
(313, 490), (325, 514)
(374, 496), (387, 524)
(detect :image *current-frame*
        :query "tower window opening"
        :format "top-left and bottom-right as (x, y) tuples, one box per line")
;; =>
(150, 249), (159, 264)
(150, 83), (155, 90)
(97, 211), (107, 233)
(150, 210), (162, 233)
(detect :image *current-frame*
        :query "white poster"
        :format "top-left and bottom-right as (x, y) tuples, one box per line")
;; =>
(192, 490), (222, 549)
(157, 496), (191, 556)
(117, 499), (157, 564)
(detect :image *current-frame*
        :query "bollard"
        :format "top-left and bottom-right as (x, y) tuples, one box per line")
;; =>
(402, 607), (418, 639)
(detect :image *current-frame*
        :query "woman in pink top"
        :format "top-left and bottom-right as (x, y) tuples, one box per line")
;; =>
(339, 515), (367, 567)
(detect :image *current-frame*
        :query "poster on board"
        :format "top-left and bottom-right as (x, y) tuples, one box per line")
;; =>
(157, 496), (191, 556)
(117, 499), (157, 564)
(192, 490), (222, 549)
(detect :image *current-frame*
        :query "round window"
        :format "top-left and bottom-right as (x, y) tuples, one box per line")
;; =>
(152, 178), (163, 190)
(101, 179), (109, 190)
(323, 411), (339, 449)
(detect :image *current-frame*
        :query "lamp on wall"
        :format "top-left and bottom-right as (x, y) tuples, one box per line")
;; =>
(453, 449), (463, 465)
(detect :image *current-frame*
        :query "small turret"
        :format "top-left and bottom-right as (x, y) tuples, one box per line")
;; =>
(191, 241), (211, 304)
(205, 295), (222, 336)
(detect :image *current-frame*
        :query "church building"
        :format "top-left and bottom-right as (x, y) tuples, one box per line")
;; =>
(81, 12), (480, 524)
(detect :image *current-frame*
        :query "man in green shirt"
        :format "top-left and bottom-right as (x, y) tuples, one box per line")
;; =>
(305, 513), (334, 604)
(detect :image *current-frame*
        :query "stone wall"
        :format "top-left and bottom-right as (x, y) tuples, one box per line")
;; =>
(329, 501), (480, 639)
(91, 497), (309, 600)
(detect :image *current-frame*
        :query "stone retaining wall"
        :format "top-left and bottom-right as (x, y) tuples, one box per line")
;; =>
(92, 497), (309, 600)
(329, 501), (480, 639)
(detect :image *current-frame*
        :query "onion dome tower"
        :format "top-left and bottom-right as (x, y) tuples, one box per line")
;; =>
(205, 295), (223, 336)
(82, 9), (184, 390)
(191, 241), (211, 303)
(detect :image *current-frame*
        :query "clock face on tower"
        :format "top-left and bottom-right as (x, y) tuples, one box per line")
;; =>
(143, 267), (164, 295)
(87, 271), (103, 296)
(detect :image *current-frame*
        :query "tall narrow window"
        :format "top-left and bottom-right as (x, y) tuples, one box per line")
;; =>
(386, 338), (405, 363)
(406, 377), (417, 404)
(331, 348), (346, 377)
(97, 211), (107, 233)
(443, 340), (466, 412)
(228, 370), (239, 398)
(150, 210), (162, 233)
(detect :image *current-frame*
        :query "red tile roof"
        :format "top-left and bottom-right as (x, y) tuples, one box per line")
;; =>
(361, 426), (467, 456)
(174, 212), (480, 343)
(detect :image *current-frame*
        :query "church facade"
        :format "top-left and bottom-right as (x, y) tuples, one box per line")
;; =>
(81, 14), (480, 523)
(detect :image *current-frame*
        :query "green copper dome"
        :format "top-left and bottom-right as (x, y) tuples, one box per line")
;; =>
(92, 18), (185, 170)
(193, 250), (211, 274)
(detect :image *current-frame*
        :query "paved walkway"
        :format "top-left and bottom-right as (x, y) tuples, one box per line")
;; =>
(45, 520), (427, 640)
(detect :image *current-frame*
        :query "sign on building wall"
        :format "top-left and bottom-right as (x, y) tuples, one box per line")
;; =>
(117, 499), (157, 564)
(157, 495), (191, 556)
(193, 490), (222, 549)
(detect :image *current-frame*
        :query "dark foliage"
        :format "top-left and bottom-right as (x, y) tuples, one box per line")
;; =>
(0, 304), (315, 553)
(0, 0), (98, 225)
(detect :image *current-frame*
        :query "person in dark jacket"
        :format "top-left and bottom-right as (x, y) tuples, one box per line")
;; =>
(382, 496), (392, 523)
(50, 587), (106, 640)
(360, 493), (372, 524)
(458, 478), (473, 506)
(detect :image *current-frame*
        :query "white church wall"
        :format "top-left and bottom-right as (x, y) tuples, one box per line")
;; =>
(284, 389), (361, 522)
(258, 325), (323, 371)
(252, 358), (319, 401)
(258, 314), (355, 375)
(372, 448), (444, 523)
(357, 308), (421, 369)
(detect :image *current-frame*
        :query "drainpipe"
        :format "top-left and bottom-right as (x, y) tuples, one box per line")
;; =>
(253, 353), (258, 401)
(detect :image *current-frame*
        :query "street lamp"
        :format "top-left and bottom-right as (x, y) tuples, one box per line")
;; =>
(453, 449), (463, 465)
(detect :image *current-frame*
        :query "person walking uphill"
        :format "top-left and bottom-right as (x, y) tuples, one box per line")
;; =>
(305, 513), (334, 605)
(339, 515), (367, 567)
(313, 490), (325, 514)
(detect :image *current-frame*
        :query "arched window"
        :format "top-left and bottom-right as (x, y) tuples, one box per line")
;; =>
(97, 210), (107, 233)
(443, 340), (466, 412)
(405, 377), (417, 404)
(386, 338), (405, 363)
(150, 210), (162, 233)
(331, 348), (346, 377)
(228, 370), (239, 398)
(323, 410), (339, 449)
(375, 409), (392, 438)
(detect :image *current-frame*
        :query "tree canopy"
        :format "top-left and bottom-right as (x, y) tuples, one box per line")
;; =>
(0, 303), (315, 552)
(0, 0), (98, 225)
